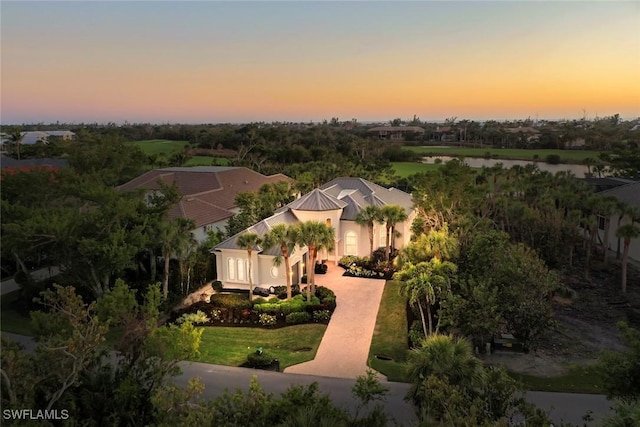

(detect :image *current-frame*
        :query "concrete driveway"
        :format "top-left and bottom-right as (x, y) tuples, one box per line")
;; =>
(284, 264), (386, 380)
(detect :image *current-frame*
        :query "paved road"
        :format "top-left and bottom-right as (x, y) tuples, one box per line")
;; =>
(284, 265), (386, 379)
(2, 332), (612, 426)
(0, 266), (59, 296)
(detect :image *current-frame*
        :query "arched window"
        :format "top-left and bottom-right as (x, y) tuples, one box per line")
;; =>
(345, 231), (357, 256)
(237, 259), (246, 281)
(227, 258), (236, 281)
(245, 259), (251, 283)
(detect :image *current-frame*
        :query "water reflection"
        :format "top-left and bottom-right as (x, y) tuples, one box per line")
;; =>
(422, 156), (590, 177)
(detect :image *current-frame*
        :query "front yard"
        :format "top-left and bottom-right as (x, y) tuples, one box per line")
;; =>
(194, 323), (327, 369)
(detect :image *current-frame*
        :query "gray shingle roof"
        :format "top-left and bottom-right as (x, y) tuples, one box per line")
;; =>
(215, 210), (299, 254)
(320, 177), (413, 211)
(598, 182), (640, 209)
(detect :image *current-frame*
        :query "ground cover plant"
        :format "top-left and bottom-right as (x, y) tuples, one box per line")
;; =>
(403, 146), (603, 163)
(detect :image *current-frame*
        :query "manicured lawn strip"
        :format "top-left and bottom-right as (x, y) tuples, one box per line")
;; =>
(403, 147), (603, 163)
(391, 162), (444, 178)
(509, 364), (605, 394)
(194, 324), (327, 369)
(184, 156), (230, 166)
(127, 139), (189, 156)
(0, 290), (35, 336)
(368, 280), (410, 382)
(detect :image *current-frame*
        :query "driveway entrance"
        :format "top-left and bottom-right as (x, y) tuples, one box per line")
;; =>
(284, 264), (386, 379)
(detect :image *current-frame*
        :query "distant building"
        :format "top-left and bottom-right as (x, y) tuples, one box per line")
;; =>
(367, 126), (425, 141)
(118, 166), (293, 242)
(0, 130), (77, 145)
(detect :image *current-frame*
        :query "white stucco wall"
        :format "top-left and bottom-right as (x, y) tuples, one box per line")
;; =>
(597, 214), (640, 262)
(192, 219), (228, 243)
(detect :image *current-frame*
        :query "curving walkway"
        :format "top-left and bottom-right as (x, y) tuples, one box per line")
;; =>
(283, 264), (386, 380)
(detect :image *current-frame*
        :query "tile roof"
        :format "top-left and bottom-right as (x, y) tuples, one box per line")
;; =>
(288, 188), (348, 211)
(215, 176), (414, 251)
(118, 166), (293, 227)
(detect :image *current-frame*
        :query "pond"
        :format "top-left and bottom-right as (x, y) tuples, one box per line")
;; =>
(422, 156), (590, 177)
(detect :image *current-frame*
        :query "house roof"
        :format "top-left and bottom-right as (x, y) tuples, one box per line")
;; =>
(368, 126), (425, 133)
(0, 157), (69, 170)
(582, 177), (636, 193)
(598, 182), (640, 209)
(215, 176), (414, 252)
(118, 166), (293, 227)
(288, 188), (348, 211)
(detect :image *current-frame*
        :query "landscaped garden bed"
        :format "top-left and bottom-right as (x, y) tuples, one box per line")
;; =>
(338, 252), (395, 280)
(171, 285), (336, 329)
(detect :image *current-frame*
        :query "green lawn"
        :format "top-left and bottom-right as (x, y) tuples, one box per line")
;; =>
(403, 146), (603, 163)
(1, 290), (35, 336)
(194, 324), (327, 369)
(127, 139), (189, 156)
(510, 364), (605, 394)
(391, 162), (444, 178)
(368, 280), (411, 382)
(184, 156), (230, 167)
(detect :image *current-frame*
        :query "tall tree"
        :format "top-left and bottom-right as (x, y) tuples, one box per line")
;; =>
(237, 232), (262, 298)
(354, 205), (383, 258)
(380, 205), (408, 261)
(616, 223), (640, 295)
(262, 224), (297, 300)
(158, 218), (196, 298)
(294, 221), (335, 300)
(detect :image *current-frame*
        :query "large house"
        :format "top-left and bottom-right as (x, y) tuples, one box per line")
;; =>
(213, 177), (416, 291)
(118, 166), (293, 242)
(595, 181), (640, 262)
(367, 126), (425, 141)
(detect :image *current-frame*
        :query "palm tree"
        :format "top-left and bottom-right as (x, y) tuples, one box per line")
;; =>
(294, 221), (335, 300)
(237, 232), (262, 298)
(354, 205), (383, 258)
(396, 259), (457, 337)
(9, 128), (23, 161)
(380, 205), (408, 261)
(262, 224), (297, 300)
(158, 218), (195, 298)
(407, 334), (485, 408)
(616, 223), (640, 295)
(599, 197), (618, 265)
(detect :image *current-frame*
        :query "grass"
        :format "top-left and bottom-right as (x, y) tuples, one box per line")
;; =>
(390, 162), (444, 178)
(194, 324), (327, 369)
(184, 156), (230, 167)
(510, 364), (606, 394)
(403, 146), (603, 163)
(368, 280), (411, 382)
(0, 290), (35, 336)
(127, 139), (189, 156)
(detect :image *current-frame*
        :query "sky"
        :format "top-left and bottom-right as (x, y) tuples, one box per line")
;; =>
(1, 1), (639, 124)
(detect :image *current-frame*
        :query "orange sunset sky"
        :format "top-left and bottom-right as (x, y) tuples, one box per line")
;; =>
(1, 1), (639, 124)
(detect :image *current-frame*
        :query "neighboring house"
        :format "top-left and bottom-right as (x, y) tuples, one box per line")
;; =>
(367, 126), (425, 141)
(213, 177), (416, 291)
(431, 126), (457, 142)
(594, 181), (640, 262)
(504, 126), (540, 143)
(0, 157), (69, 174)
(9, 131), (76, 145)
(118, 166), (293, 242)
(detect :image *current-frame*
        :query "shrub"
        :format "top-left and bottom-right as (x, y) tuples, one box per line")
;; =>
(408, 320), (425, 348)
(285, 312), (312, 324)
(176, 310), (210, 325)
(212, 280), (223, 292)
(210, 294), (251, 311)
(315, 286), (335, 303)
(210, 309), (222, 321)
(546, 154), (561, 164)
(483, 151), (492, 159)
(252, 297), (267, 305)
(246, 350), (274, 368)
(313, 310), (331, 322)
(371, 248), (387, 265)
(258, 313), (277, 326)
